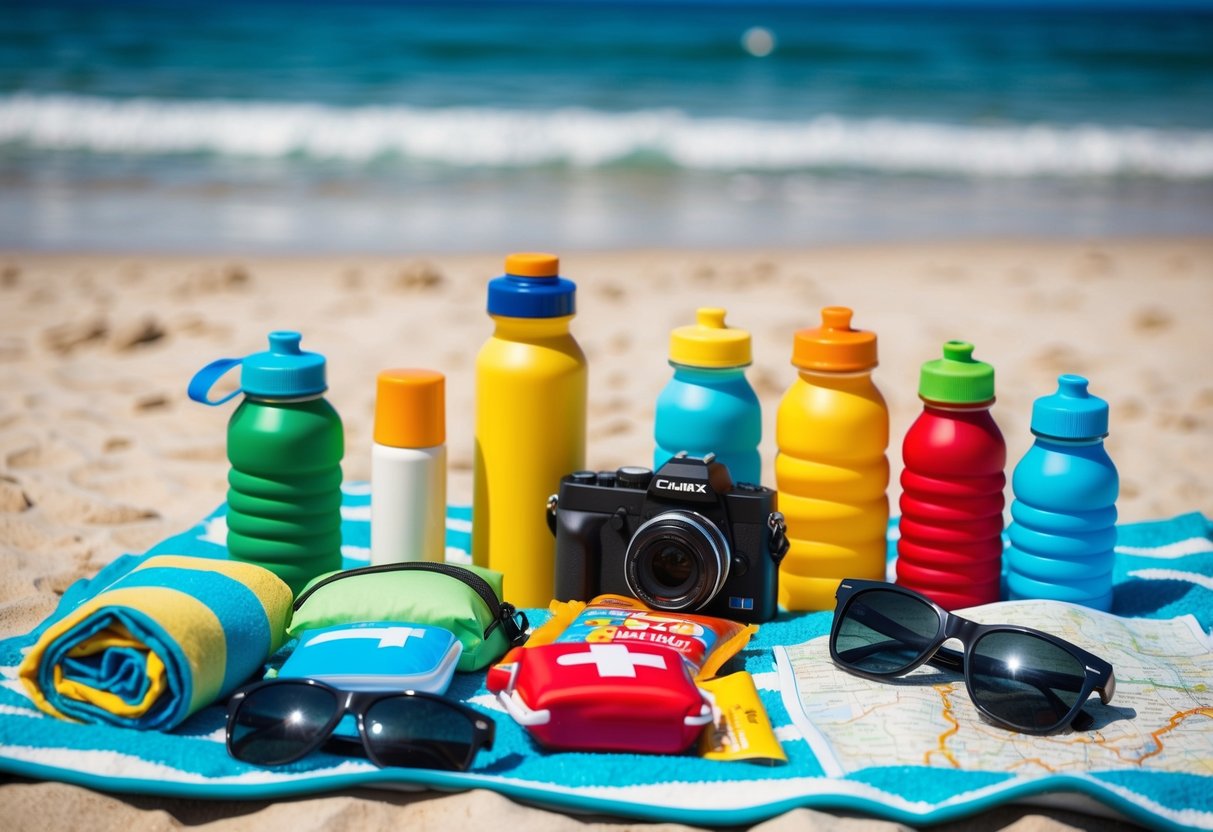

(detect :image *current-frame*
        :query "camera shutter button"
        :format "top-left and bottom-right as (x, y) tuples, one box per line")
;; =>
(617, 466), (653, 489)
(570, 471), (597, 484)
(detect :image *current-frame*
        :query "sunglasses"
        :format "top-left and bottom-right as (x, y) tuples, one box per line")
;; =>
(226, 678), (495, 770)
(829, 579), (1115, 734)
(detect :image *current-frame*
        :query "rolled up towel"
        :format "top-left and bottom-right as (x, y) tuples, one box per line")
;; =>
(19, 555), (292, 731)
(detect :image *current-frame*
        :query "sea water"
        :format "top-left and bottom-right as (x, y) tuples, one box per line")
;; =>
(2, 0), (1211, 251)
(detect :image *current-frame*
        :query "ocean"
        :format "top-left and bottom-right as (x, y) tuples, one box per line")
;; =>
(2, 0), (1211, 252)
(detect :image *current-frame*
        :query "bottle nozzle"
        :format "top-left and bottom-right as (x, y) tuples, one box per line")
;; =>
(1057, 374), (1090, 398)
(942, 340), (975, 363)
(268, 331), (303, 355)
(504, 252), (559, 278)
(696, 308), (728, 329)
(820, 306), (854, 332)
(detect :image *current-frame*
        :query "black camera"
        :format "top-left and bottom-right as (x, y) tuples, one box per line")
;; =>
(547, 453), (787, 623)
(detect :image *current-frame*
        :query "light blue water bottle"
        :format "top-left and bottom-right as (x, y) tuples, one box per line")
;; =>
(654, 308), (761, 484)
(1005, 374), (1118, 611)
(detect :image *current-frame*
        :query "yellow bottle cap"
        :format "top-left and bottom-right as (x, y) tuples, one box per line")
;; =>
(791, 307), (878, 371)
(374, 369), (445, 448)
(504, 252), (559, 277)
(669, 308), (752, 368)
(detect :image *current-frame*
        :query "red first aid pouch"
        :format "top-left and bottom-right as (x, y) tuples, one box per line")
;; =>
(487, 641), (713, 754)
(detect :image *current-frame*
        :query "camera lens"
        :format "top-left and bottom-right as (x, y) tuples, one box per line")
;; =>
(624, 511), (730, 612)
(650, 546), (694, 589)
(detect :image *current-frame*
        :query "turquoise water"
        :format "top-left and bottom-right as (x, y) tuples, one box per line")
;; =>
(2, 0), (1211, 251)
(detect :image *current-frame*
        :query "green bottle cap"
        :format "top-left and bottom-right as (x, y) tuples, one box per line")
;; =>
(918, 341), (995, 404)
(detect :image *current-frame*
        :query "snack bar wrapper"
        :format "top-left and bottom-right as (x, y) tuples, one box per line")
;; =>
(487, 641), (713, 754)
(525, 594), (757, 679)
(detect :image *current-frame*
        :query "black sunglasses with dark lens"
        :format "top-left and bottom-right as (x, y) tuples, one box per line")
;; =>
(226, 678), (495, 770)
(829, 579), (1116, 735)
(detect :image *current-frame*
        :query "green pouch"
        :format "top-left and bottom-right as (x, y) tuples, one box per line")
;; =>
(288, 562), (529, 671)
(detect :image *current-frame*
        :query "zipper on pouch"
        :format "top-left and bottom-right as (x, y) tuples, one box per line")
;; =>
(292, 561), (530, 646)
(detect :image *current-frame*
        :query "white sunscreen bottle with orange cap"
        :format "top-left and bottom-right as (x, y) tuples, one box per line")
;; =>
(371, 369), (447, 565)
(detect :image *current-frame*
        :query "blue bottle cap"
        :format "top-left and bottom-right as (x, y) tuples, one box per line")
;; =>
(486, 252), (576, 319)
(242, 331), (328, 398)
(1030, 374), (1109, 440)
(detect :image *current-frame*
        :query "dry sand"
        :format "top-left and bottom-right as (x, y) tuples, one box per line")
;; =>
(1, 238), (1210, 831)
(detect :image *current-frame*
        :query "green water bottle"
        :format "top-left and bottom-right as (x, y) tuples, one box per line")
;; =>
(189, 331), (344, 595)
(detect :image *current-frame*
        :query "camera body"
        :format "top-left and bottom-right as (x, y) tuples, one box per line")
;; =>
(549, 454), (787, 623)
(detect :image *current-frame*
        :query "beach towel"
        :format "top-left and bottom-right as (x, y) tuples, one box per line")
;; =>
(0, 489), (1209, 831)
(17, 554), (292, 731)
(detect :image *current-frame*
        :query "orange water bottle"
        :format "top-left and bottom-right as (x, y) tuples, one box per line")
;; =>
(775, 307), (889, 611)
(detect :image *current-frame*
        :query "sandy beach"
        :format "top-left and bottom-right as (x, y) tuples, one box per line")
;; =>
(1, 238), (1210, 831)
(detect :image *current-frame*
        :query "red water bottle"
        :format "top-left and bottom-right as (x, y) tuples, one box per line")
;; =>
(896, 341), (1005, 610)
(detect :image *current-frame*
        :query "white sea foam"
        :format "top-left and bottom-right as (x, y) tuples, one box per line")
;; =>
(2, 93), (1212, 179)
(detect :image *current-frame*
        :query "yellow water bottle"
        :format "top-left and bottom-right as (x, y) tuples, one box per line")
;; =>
(472, 253), (587, 608)
(775, 307), (889, 611)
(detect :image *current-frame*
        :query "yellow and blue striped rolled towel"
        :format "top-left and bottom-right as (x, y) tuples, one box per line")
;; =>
(19, 555), (292, 731)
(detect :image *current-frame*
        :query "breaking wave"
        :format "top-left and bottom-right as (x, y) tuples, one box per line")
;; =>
(3, 93), (1212, 179)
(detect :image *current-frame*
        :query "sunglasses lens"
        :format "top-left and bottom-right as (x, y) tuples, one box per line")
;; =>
(364, 696), (482, 771)
(969, 631), (1088, 731)
(835, 589), (941, 674)
(229, 683), (338, 765)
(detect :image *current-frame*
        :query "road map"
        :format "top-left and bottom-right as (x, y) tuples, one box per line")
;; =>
(774, 600), (1213, 778)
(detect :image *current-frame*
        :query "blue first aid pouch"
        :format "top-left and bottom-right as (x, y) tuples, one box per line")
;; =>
(278, 621), (463, 693)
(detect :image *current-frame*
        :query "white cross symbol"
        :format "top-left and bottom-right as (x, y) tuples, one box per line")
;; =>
(555, 644), (667, 678)
(305, 626), (424, 649)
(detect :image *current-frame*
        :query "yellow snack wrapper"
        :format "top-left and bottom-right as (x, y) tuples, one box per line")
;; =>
(531, 594), (757, 681)
(698, 671), (787, 764)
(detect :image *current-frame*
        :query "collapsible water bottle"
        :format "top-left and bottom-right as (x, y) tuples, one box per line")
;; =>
(1005, 375), (1118, 611)
(654, 308), (761, 485)
(896, 341), (1005, 611)
(472, 252), (587, 608)
(775, 307), (889, 611)
(189, 331), (344, 596)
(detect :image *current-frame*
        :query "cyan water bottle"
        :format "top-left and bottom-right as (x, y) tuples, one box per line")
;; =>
(1005, 374), (1118, 611)
(654, 308), (761, 485)
(189, 331), (344, 596)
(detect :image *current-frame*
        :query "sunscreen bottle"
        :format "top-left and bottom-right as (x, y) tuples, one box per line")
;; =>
(371, 369), (446, 565)
(1005, 375), (1118, 611)
(775, 307), (889, 611)
(654, 308), (762, 485)
(472, 253), (586, 608)
(188, 331), (343, 596)
(896, 341), (1006, 610)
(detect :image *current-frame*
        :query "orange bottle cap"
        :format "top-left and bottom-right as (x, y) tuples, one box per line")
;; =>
(505, 252), (560, 278)
(374, 369), (445, 448)
(791, 307), (878, 371)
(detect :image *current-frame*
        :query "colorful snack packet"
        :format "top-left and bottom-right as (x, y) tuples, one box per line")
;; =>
(527, 594), (757, 680)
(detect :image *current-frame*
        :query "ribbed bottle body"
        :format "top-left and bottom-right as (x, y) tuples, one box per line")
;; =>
(226, 395), (344, 595)
(775, 370), (889, 611)
(896, 404), (1005, 610)
(1005, 438), (1118, 611)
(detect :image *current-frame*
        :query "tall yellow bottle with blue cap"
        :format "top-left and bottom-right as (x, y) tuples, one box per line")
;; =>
(472, 253), (586, 608)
